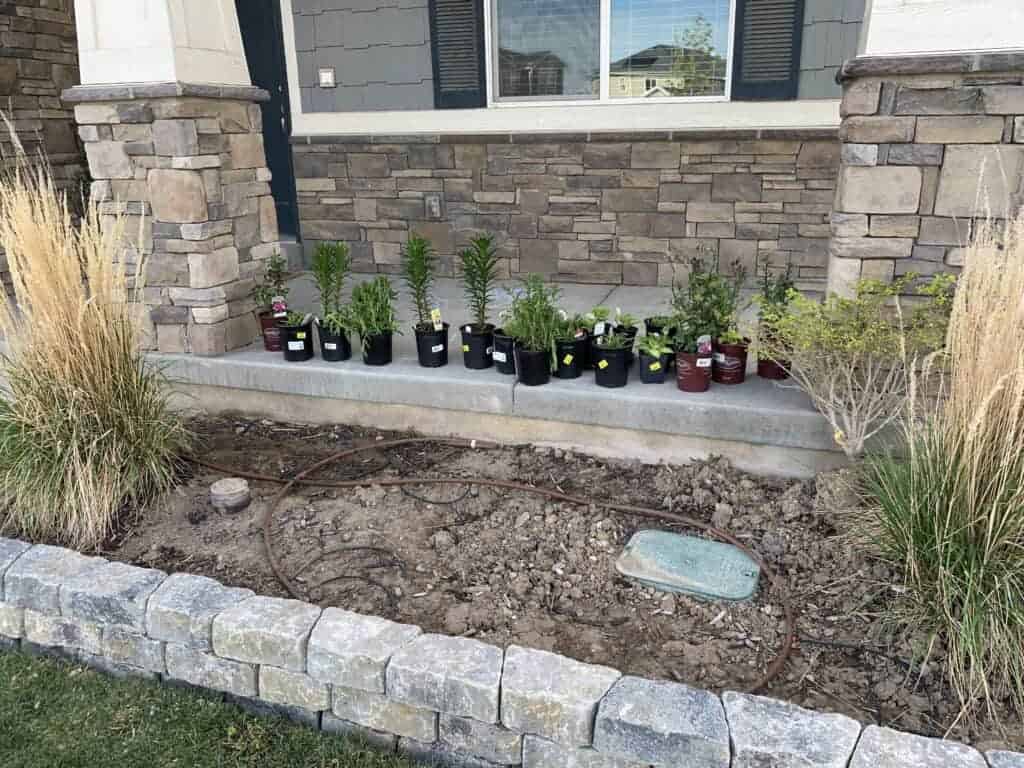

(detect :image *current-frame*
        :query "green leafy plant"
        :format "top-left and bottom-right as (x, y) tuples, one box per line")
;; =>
(863, 217), (1022, 725)
(459, 234), (501, 330)
(349, 276), (401, 339)
(647, 314), (672, 326)
(402, 234), (437, 331)
(583, 306), (612, 326)
(503, 275), (561, 360)
(615, 310), (638, 329)
(555, 313), (588, 342)
(760, 275), (952, 457)
(757, 263), (795, 316)
(281, 311), (307, 327)
(321, 308), (354, 336)
(594, 332), (630, 350)
(672, 256), (747, 343)
(310, 241), (350, 318)
(637, 334), (674, 358)
(253, 254), (289, 311)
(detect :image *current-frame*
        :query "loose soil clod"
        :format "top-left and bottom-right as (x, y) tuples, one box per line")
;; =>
(104, 416), (1022, 750)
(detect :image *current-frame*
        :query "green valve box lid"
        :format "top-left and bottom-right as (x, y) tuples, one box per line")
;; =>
(615, 530), (760, 602)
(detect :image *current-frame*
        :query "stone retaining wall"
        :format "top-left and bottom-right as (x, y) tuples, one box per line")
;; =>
(292, 131), (840, 289)
(1, 536), (1019, 768)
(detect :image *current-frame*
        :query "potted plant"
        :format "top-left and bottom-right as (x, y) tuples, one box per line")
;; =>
(403, 234), (447, 368)
(644, 314), (673, 336)
(673, 320), (713, 393)
(459, 234), (501, 370)
(311, 241), (352, 362)
(593, 331), (631, 388)
(254, 254), (289, 352)
(583, 305), (613, 369)
(554, 314), (589, 380)
(755, 265), (795, 380)
(503, 275), (560, 387)
(615, 310), (640, 352)
(637, 334), (674, 384)
(685, 257), (749, 385)
(279, 310), (314, 362)
(350, 276), (401, 366)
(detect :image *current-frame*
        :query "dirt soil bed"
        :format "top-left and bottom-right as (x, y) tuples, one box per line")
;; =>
(106, 416), (1019, 750)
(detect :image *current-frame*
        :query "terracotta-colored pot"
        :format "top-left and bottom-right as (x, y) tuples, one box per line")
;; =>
(757, 357), (789, 380)
(259, 311), (282, 352)
(676, 350), (712, 393)
(712, 339), (749, 385)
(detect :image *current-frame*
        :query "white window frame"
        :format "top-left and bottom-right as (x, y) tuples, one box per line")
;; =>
(483, 0), (736, 108)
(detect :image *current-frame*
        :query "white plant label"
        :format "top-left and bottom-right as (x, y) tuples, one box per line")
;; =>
(486, 347), (493, 354)
(713, 352), (726, 363)
(430, 308), (443, 331)
(324, 343), (337, 351)
(493, 351), (508, 363)
(594, 321), (607, 336)
(431, 344), (444, 353)
(287, 341), (304, 351)
(697, 357), (712, 368)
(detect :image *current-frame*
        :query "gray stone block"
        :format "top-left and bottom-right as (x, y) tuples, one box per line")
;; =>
(225, 693), (321, 728)
(321, 713), (399, 751)
(522, 736), (645, 768)
(0, 603), (24, 639)
(0, 538), (31, 592)
(399, 737), (509, 768)
(593, 677), (729, 767)
(307, 607), (421, 693)
(60, 561), (167, 632)
(4, 544), (105, 614)
(212, 596), (321, 671)
(103, 625), (166, 673)
(849, 726), (985, 768)
(146, 572), (253, 651)
(723, 691), (861, 768)
(440, 714), (523, 765)
(23, 609), (103, 655)
(988, 750), (1024, 768)
(259, 665), (330, 711)
(387, 634), (503, 723)
(501, 645), (620, 748)
(332, 685), (438, 742)
(165, 643), (257, 697)
(79, 650), (159, 681)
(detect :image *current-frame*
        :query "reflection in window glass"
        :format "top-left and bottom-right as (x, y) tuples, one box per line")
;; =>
(610, 0), (730, 98)
(494, 0), (600, 99)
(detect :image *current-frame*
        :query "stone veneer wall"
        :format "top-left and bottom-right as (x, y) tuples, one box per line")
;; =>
(292, 131), (840, 288)
(829, 52), (1024, 295)
(64, 84), (283, 356)
(1, 536), (1019, 768)
(0, 0), (86, 290)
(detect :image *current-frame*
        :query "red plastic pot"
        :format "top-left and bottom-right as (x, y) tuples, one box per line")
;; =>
(712, 339), (749, 385)
(259, 311), (282, 352)
(757, 357), (789, 380)
(676, 350), (712, 392)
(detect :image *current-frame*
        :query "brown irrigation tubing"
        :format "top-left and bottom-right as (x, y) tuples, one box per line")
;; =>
(189, 436), (795, 693)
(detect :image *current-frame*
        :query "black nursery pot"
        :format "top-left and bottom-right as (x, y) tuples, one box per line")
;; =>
(460, 323), (494, 370)
(594, 346), (630, 388)
(415, 323), (449, 368)
(619, 325), (639, 365)
(492, 328), (516, 375)
(644, 317), (670, 336)
(317, 324), (351, 362)
(555, 334), (587, 379)
(281, 321), (314, 362)
(514, 346), (550, 387)
(639, 352), (668, 384)
(362, 332), (393, 366)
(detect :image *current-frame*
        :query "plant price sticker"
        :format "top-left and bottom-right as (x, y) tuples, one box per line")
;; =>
(649, 361), (662, 372)
(462, 344), (470, 352)
(493, 351), (507, 363)
(287, 341), (304, 351)
(697, 357), (712, 368)
(324, 342), (337, 351)
(562, 354), (574, 365)
(598, 359), (609, 370)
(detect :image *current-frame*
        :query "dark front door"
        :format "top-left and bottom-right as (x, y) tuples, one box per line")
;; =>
(235, 0), (299, 238)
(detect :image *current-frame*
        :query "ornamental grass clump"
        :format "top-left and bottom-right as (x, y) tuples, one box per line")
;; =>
(864, 215), (1024, 725)
(0, 156), (189, 550)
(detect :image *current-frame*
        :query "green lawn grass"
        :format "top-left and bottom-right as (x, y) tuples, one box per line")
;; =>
(0, 650), (413, 768)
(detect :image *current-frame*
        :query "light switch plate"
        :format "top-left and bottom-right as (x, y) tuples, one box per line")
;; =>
(318, 68), (336, 88)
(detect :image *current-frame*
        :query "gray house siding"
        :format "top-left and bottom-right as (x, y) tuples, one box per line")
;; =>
(798, 0), (864, 99)
(293, 0), (435, 112)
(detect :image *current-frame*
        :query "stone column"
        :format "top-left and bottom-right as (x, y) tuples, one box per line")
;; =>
(63, 84), (280, 355)
(828, 53), (1024, 296)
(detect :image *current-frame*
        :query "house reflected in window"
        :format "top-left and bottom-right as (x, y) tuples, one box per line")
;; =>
(608, 43), (726, 98)
(499, 49), (567, 97)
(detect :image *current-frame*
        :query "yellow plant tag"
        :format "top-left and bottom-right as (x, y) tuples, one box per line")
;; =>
(430, 308), (443, 331)
(562, 354), (574, 365)
(649, 361), (662, 372)
(598, 359), (609, 370)
(462, 344), (470, 352)
(296, 332), (306, 340)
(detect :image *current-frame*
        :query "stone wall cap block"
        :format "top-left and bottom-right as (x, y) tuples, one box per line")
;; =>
(4, 544), (106, 614)
(60, 561), (167, 632)
(146, 572), (253, 651)
(850, 725), (986, 768)
(63, 82), (270, 103)
(839, 52), (1024, 81)
(387, 633), (503, 723)
(0, 538), (31, 591)
(593, 676), (730, 767)
(307, 607), (421, 692)
(723, 691), (861, 768)
(501, 644), (621, 747)
(212, 595), (321, 671)
(988, 750), (1024, 768)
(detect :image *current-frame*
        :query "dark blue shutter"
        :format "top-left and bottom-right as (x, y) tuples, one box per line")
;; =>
(428, 0), (487, 109)
(731, 0), (805, 100)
